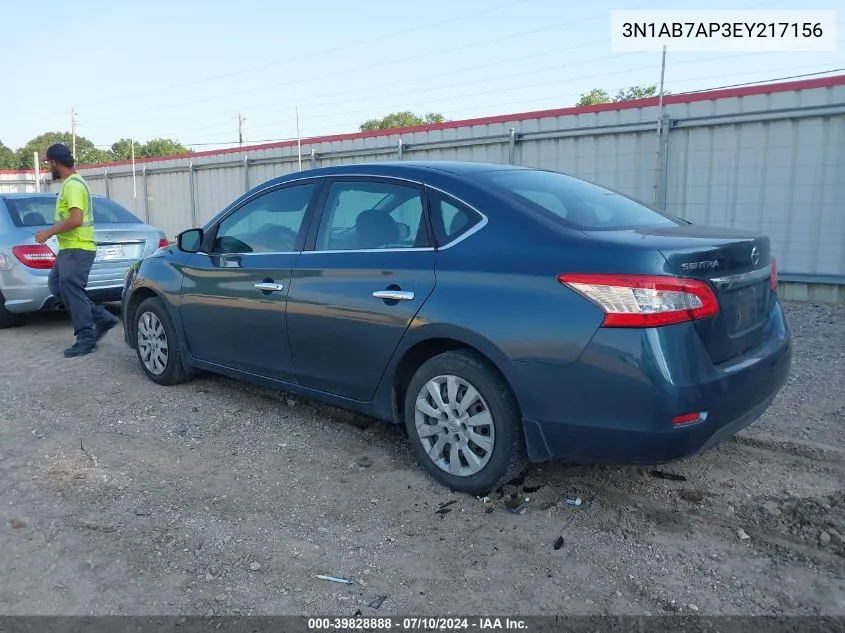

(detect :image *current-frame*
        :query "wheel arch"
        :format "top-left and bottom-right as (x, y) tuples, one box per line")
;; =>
(388, 331), (523, 427)
(124, 286), (165, 349)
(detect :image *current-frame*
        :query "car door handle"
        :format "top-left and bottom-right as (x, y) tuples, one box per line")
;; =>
(373, 290), (414, 301)
(254, 282), (285, 292)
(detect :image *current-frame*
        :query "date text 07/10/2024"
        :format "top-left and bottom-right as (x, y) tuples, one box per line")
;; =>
(307, 616), (528, 630)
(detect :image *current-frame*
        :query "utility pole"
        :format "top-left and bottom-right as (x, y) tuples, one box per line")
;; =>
(652, 45), (668, 209)
(131, 138), (137, 212)
(238, 113), (245, 147)
(71, 107), (77, 159)
(295, 106), (302, 171)
(656, 45), (667, 136)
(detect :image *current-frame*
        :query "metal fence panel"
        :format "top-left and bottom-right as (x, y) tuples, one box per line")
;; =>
(248, 161), (302, 190)
(146, 169), (193, 240)
(195, 165), (245, 226)
(0, 175), (36, 193)
(665, 110), (845, 278)
(105, 174), (141, 216)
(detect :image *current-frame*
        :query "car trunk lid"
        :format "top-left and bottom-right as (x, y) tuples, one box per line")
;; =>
(91, 224), (159, 264)
(584, 224), (776, 364)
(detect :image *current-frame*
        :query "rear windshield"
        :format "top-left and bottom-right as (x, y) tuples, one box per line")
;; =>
(477, 169), (684, 230)
(4, 196), (141, 227)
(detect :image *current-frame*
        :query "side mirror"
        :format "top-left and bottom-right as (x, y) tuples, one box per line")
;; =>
(177, 228), (204, 253)
(397, 223), (411, 240)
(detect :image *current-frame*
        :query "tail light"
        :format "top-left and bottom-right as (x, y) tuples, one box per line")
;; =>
(770, 257), (778, 291)
(12, 245), (56, 269)
(558, 273), (719, 327)
(158, 238), (169, 248)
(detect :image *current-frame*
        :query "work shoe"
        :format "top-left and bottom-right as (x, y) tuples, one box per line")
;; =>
(64, 342), (95, 358)
(95, 316), (120, 343)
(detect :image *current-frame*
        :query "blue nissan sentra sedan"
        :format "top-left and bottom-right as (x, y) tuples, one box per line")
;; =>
(121, 161), (791, 494)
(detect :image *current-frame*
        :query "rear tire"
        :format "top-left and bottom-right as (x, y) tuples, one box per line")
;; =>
(403, 350), (527, 495)
(134, 297), (191, 386)
(0, 290), (24, 329)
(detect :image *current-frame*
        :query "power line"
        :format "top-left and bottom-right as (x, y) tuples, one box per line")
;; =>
(247, 60), (840, 139)
(164, 47), (787, 139)
(671, 68), (845, 94)
(153, 45), (603, 135)
(104, 0), (676, 120)
(166, 49), (624, 137)
(110, 0), (798, 138)
(118, 22), (599, 117)
(160, 68), (845, 149)
(61, 0), (829, 147)
(77, 0), (535, 109)
(71, 58), (845, 152)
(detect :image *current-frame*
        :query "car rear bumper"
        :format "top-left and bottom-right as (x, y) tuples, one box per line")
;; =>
(1, 262), (129, 314)
(512, 301), (792, 464)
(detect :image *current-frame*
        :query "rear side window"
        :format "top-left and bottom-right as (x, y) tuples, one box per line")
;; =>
(91, 198), (143, 223)
(5, 196), (141, 227)
(428, 191), (482, 246)
(315, 180), (429, 251)
(478, 169), (683, 230)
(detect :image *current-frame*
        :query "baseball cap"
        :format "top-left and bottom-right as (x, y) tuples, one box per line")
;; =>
(45, 143), (74, 164)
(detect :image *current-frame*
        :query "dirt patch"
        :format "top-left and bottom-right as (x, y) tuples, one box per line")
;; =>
(1, 303), (844, 616)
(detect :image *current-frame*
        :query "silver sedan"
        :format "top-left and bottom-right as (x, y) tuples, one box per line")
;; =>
(0, 192), (168, 328)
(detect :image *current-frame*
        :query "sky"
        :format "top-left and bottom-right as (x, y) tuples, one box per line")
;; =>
(2, 0), (843, 154)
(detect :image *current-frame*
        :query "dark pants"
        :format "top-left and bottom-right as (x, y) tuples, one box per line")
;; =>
(48, 248), (114, 346)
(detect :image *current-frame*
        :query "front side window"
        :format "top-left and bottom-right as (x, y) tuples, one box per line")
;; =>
(478, 169), (684, 230)
(211, 183), (317, 254)
(315, 180), (429, 251)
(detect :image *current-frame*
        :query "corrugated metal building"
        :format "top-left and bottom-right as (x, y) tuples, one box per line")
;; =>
(15, 74), (845, 302)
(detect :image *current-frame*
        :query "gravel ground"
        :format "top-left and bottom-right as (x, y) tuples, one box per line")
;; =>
(1, 301), (843, 616)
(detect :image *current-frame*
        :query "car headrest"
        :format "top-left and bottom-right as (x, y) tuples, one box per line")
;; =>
(22, 213), (45, 226)
(356, 209), (399, 249)
(565, 202), (601, 227)
(448, 212), (470, 237)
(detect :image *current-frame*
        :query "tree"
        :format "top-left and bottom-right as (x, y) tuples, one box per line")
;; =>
(78, 147), (113, 166)
(359, 111), (446, 132)
(110, 138), (143, 161)
(575, 89), (612, 107)
(614, 85), (658, 101)
(575, 85), (660, 107)
(10, 133), (192, 169)
(14, 131), (99, 170)
(139, 138), (191, 158)
(0, 140), (17, 170)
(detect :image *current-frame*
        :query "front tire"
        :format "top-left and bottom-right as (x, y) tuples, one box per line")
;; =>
(0, 290), (23, 329)
(134, 297), (191, 386)
(403, 350), (527, 495)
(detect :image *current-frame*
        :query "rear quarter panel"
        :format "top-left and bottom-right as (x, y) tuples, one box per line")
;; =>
(413, 226), (670, 366)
